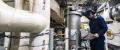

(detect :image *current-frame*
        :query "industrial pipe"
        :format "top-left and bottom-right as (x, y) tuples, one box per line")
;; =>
(7, 0), (25, 50)
(28, 0), (50, 50)
(68, 11), (81, 50)
(29, 0), (34, 12)
(15, 0), (24, 10)
(0, 0), (49, 33)
(33, 0), (50, 18)
(14, 0), (29, 50)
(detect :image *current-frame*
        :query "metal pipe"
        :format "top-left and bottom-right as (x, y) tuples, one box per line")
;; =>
(0, 0), (49, 33)
(68, 11), (81, 50)
(65, 7), (70, 50)
(65, 28), (69, 50)
(49, 28), (54, 50)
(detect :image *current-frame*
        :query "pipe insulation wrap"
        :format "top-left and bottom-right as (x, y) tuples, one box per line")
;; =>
(15, 0), (24, 9)
(0, 0), (50, 33)
(33, 0), (50, 18)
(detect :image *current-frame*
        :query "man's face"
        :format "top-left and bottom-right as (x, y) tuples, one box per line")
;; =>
(89, 13), (96, 19)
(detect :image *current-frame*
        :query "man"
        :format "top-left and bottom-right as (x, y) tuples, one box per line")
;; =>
(83, 10), (108, 50)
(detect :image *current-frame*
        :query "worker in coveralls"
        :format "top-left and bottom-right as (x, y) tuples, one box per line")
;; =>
(82, 9), (108, 50)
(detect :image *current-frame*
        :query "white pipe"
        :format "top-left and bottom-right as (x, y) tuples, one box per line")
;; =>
(6, 0), (22, 49)
(97, 3), (107, 12)
(0, 0), (49, 33)
(15, 0), (24, 10)
(49, 28), (54, 50)
(15, 0), (29, 50)
(65, 28), (69, 50)
(4, 0), (24, 50)
(29, 0), (50, 50)
(19, 32), (30, 50)
(29, 0), (34, 12)
(33, 0), (50, 18)
(4, 32), (11, 50)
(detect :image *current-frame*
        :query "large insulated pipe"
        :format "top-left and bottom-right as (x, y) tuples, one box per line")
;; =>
(68, 11), (81, 50)
(15, 0), (24, 10)
(29, 0), (50, 50)
(29, 0), (50, 23)
(14, 0), (26, 50)
(33, 0), (50, 18)
(4, 0), (24, 50)
(0, 0), (49, 33)
(29, 0), (34, 12)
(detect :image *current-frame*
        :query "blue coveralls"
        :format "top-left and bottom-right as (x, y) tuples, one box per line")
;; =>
(82, 10), (108, 50)
(89, 15), (108, 50)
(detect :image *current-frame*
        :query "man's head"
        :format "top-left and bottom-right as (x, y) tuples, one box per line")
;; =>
(88, 10), (96, 19)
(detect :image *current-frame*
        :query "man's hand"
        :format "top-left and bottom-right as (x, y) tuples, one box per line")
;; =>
(82, 33), (99, 40)
(94, 33), (99, 38)
(82, 33), (95, 40)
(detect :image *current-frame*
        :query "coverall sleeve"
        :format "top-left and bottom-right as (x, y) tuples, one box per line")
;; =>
(89, 22), (93, 33)
(98, 17), (108, 36)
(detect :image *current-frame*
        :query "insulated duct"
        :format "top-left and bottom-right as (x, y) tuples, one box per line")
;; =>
(0, 0), (49, 33)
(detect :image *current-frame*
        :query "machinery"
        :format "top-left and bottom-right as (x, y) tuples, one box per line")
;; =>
(0, 0), (120, 50)
(64, 0), (120, 50)
(0, 0), (50, 50)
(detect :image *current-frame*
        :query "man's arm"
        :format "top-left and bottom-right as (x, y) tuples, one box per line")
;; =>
(97, 17), (108, 37)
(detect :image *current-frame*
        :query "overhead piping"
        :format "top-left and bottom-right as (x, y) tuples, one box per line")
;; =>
(0, 0), (50, 33)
